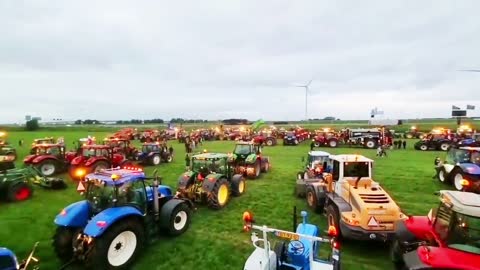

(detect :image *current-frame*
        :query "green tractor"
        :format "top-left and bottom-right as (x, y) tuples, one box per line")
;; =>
(176, 153), (246, 209)
(229, 141), (270, 179)
(0, 162), (66, 202)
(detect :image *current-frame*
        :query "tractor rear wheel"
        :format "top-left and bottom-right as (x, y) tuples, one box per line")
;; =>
(326, 205), (341, 239)
(207, 178), (230, 209)
(306, 185), (323, 213)
(37, 160), (58, 176)
(52, 226), (76, 262)
(440, 143), (450, 151)
(92, 161), (109, 173)
(85, 218), (144, 269)
(160, 201), (191, 236)
(365, 140), (377, 149)
(265, 138), (274, 146)
(328, 139), (338, 148)
(231, 175), (246, 196)
(151, 154), (161, 165)
(7, 182), (33, 202)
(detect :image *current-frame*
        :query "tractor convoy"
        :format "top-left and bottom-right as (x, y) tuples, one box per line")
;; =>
(3, 123), (480, 270)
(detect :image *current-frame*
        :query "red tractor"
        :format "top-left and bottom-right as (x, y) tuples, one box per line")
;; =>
(114, 128), (139, 140)
(68, 145), (131, 179)
(140, 129), (161, 142)
(252, 131), (277, 146)
(293, 127), (310, 142)
(391, 190), (480, 270)
(103, 137), (138, 160)
(23, 143), (78, 176)
(312, 128), (340, 148)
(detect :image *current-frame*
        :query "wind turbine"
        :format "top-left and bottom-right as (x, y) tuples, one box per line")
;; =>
(295, 79), (313, 121)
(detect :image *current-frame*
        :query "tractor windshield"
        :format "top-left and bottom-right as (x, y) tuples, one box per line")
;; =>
(446, 211), (480, 254)
(85, 179), (116, 210)
(142, 144), (157, 153)
(34, 147), (61, 156)
(344, 162), (370, 178)
(447, 149), (480, 165)
(192, 158), (226, 174)
(234, 144), (252, 155)
(85, 179), (146, 210)
(81, 148), (109, 158)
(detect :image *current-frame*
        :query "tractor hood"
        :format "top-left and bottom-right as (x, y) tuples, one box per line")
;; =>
(65, 151), (77, 162)
(54, 200), (92, 228)
(23, 155), (36, 163)
(458, 163), (480, 175)
(412, 246), (480, 270)
(71, 156), (86, 166)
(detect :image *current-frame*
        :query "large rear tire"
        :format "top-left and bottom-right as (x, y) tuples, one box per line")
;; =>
(328, 139), (338, 148)
(7, 182), (33, 202)
(365, 140), (377, 149)
(37, 159), (58, 176)
(265, 138), (274, 146)
(85, 218), (144, 269)
(207, 178), (230, 209)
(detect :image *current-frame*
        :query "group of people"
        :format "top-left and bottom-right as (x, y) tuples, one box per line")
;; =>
(393, 140), (407, 149)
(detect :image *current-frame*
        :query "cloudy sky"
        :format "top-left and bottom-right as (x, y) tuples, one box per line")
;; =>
(1, 0), (480, 123)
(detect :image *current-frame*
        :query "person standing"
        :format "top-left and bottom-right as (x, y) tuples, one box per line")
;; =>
(310, 140), (315, 151)
(397, 139), (402, 149)
(402, 140), (407, 149)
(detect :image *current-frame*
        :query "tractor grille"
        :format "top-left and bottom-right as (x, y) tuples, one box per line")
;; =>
(359, 194), (390, 204)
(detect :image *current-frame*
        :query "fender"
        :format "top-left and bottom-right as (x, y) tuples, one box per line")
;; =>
(70, 156), (86, 166)
(83, 206), (143, 237)
(32, 155), (57, 164)
(23, 155), (36, 164)
(54, 200), (91, 227)
(396, 216), (432, 241)
(177, 172), (194, 189)
(85, 157), (106, 167)
(457, 163), (480, 175)
(145, 185), (173, 202)
(202, 173), (222, 192)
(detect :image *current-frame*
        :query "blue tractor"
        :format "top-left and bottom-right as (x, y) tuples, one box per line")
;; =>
(242, 208), (341, 270)
(0, 242), (39, 270)
(435, 146), (480, 192)
(136, 142), (173, 166)
(52, 168), (192, 269)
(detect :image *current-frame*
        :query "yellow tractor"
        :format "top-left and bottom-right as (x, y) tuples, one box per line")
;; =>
(305, 154), (406, 241)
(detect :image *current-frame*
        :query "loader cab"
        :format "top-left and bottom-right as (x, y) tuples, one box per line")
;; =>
(330, 155), (373, 182)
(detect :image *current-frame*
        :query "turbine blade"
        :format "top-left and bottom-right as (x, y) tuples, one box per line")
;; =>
(306, 79), (313, 86)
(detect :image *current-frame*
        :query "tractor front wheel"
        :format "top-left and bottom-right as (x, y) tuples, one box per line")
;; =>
(437, 168), (448, 183)
(37, 160), (58, 176)
(440, 143), (450, 151)
(306, 185), (323, 213)
(160, 201), (191, 236)
(326, 205), (341, 239)
(7, 182), (33, 202)
(452, 169), (466, 191)
(231, 175), (246, 196)
(207, 178), (230, 209)
(52, 226), (76, 262)
(85, 218), (144, 269)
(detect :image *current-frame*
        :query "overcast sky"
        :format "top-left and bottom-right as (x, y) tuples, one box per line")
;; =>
(1, 0), (480, 123)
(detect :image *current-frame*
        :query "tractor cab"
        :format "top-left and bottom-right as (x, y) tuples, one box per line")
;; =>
(234, 142), (261, 158)
(103, 137), (137, 159)
(305, 151), (332, 171)
(191, 153), (229, 177)
(242, 210), (340, 270)
(393, 190), (480, 270)
(28, 144), (65, 157)
(31, 137), (55, 147)
(80, 168), (172, 213)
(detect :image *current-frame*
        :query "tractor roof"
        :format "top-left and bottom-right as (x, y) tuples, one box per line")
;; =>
(193, 153), (229, 160)
(459, 146), (480, 152)
(235, 141), (255, 145)
(85, 168), (146, 186)
(330, 154), (373, 163)
(81, 144), (111, 149)
(32, 143), (63, 148)
(440, 190), (480, 217)
(308, 151), (331, 157)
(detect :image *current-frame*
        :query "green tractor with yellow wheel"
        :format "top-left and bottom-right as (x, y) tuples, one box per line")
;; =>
(176, 153), (246, 210)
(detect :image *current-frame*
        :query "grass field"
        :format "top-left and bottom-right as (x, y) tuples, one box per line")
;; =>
(0, 131), (448, 270)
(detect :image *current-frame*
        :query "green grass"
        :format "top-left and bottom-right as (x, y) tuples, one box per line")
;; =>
(0, 131), (445, 270)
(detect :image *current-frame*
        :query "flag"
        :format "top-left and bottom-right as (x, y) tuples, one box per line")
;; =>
(251, 119), (266, 131)
(452, 105), (461, 110)
(467, 104), (476, 110)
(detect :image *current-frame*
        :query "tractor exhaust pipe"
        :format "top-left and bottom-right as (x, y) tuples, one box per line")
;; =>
(152, 169), (160, 221)
(293, 206), (297, 231)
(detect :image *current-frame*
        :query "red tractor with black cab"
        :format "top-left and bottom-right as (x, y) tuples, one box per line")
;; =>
(390, 190), (480, 270)
(103, 137), (138, 160)
(312, 128), (339, 148)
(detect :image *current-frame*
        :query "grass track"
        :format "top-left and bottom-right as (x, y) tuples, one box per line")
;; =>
(0, 131), (446, 270)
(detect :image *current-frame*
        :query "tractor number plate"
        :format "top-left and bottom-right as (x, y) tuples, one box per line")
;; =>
(275, 231), (299, 241)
